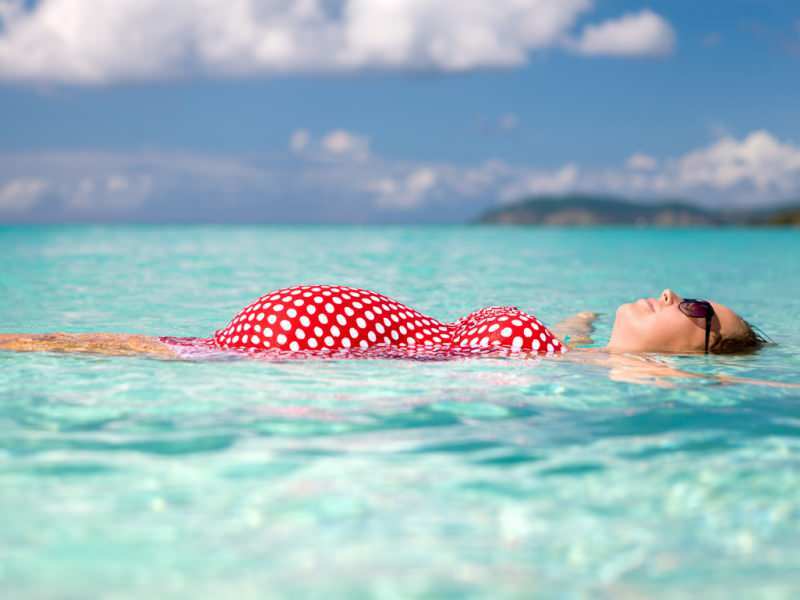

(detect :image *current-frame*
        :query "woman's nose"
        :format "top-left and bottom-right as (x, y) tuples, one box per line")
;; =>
(661, 289), (678, 305)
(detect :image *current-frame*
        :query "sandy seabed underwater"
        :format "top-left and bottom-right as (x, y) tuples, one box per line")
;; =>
(1, 225), (800, 599)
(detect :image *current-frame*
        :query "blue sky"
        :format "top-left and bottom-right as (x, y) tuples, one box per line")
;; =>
(1, 0), (799, 223)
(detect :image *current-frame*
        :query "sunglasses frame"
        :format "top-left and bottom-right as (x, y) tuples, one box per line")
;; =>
(679, 299), (715, 353)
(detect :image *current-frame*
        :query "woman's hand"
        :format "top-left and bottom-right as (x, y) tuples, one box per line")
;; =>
(552, 311), (600, 347)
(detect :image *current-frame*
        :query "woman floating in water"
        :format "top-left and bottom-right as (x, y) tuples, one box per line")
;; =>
(0, 284), (787, 387)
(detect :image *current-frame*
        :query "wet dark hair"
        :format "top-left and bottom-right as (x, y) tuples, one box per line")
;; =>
(709, 320), (771, 354)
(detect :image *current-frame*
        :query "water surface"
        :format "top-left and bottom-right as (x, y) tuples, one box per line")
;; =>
(1, 226), (799, 598)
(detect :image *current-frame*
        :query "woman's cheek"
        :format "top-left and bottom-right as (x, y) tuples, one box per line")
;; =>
(635, 313), (664, 351)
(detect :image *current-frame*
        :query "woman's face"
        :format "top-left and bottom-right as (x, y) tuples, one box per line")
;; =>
(608, 289), (746, 353)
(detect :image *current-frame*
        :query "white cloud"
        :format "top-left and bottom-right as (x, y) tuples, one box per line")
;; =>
(499, 164), (579, 201)
(571, 10), (675, 57)
(446, 160), (512, 197)
(3, 130), (799, 222)
(0, 0), (676, 84)
(290, 129), (371, 161)
(503, 131), (800, 206)
(0, 177), (48, 211)
(676, 130), (800, 194)
(626, 153), (657, 170)
(407, 167), (437, 195)
(370, 167), (438, 209)
(0, 150), (266, 219)
(65, 174), (153, 212)
(106, 175), (129, 192)
(321, 129), (370, 161)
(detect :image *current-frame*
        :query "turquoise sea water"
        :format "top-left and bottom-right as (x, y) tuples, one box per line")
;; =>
(1, 225), (799, 599)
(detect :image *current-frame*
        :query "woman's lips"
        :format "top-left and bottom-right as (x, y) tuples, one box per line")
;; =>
(638, 297), (656, 312)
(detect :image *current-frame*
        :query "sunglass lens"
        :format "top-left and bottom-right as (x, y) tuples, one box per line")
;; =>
(680, 301), (711, 318)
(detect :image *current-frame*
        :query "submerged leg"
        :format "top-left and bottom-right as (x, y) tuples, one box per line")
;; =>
(0, 333), (179, 358)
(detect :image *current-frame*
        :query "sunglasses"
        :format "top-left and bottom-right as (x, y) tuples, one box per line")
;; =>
(678, 299), (715, 353)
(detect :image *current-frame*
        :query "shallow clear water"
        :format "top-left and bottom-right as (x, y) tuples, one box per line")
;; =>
(1, 225), (799, 599)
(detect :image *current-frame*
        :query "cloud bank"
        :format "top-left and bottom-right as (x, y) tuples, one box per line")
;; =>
(571, 10), (675, 57)
(2, 130), (799, 223)
(0, 0), (674, 83)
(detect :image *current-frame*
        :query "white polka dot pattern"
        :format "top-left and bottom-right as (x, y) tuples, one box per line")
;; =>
(212, 285), (565, 355)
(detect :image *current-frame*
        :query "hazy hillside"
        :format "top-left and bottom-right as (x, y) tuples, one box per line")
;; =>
(476, 195), (800, 226)
(743, 204), (800, 226)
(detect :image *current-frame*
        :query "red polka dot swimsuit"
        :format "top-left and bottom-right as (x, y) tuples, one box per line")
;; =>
(198, 284), (565, 358)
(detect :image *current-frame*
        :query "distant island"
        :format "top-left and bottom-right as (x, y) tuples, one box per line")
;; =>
(475, 195), (800, 226)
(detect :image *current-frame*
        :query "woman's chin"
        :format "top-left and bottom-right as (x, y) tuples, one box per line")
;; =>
(608, 324), (646, 353)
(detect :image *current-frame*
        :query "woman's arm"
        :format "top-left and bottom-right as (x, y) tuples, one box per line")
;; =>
(0, 333), (179, 359)
(562, 349), (800, 389)
(552, 311), (599, 347)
